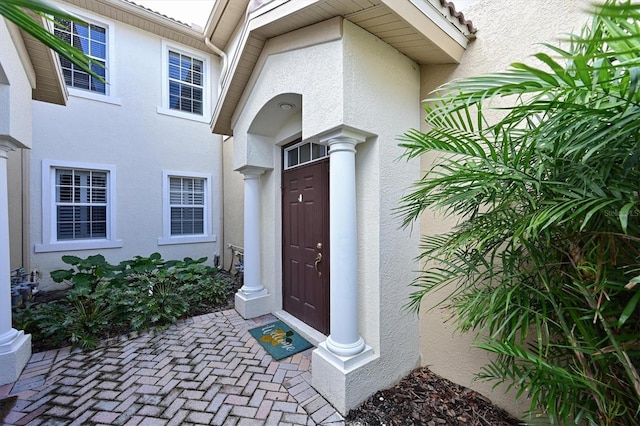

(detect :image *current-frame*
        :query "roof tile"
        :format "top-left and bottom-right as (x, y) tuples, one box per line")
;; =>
(440, 0), (477, 34)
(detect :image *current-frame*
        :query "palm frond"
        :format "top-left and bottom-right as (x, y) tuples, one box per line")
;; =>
(397, 1), (640, 423)
(0, 0), (104, 80)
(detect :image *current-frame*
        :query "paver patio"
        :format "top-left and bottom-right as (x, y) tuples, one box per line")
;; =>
(0, 310), (345, 425)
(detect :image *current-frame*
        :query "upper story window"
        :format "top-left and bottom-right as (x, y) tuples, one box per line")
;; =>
(54, 18), (107, 94)
(169, 51), (203, 115)
(159, 41), (210, 123)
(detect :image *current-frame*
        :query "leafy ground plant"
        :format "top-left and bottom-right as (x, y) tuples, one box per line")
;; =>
(13, 253), (235, 350)
(398, 1), (640, 424)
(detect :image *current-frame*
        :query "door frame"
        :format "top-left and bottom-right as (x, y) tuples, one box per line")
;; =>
(281, 141), (330, 334)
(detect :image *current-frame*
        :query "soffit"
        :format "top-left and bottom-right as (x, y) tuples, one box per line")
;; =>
(251, 1), (471, 63)
(14, 12), (68, 105)
(207, 0), (250, 49)
(209, 0), (475, 135)
(60, 0), (207, 50)
(21, 29), (68, 105)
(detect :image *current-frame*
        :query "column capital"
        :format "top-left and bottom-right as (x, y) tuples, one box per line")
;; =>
(0, 136), (20, 158)
(319, 127), (370, 146)
(236, 165), (269, 178)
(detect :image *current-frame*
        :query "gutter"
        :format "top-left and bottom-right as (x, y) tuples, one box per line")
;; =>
(99, 0), (203, 37)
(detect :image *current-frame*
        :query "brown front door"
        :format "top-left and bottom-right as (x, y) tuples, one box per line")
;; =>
(282, 159), (329, 334)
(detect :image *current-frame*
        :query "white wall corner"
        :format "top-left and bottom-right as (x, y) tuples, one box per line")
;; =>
(311, 347), (377, 415)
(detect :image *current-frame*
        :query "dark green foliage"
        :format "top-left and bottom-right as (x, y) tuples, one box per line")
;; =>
(51, 254), (115, 293)
(13, 253), (232, 350)
(398, 2), (640, 424)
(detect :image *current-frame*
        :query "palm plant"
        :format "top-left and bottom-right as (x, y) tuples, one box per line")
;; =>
(0, 0), (100, 77)
(399, 1), (640, 424)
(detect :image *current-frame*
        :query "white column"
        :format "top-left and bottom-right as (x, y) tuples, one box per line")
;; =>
(235, 166), (270, 318)
(324, 136), (366, 357)
(239, 169), (266, 296)
(0, 142), (31, 386)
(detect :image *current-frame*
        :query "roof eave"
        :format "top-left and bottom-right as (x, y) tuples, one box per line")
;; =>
(208, 0), (476, 136)
(9, 12), (68, 106)
(204, 0), (251, 48)
(62, 0), (207, 49)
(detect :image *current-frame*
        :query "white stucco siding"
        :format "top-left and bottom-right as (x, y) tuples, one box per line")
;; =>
(7, 149), (26, 270)
(221, 136), (245, 271)
(230, 20), (345, 304)
(419, 0), (591, 416)
(232, 14), (423, 411)
(343, 17), (422, 345)
(340, 19), (422, 409)
(232, 41), (344, 171)
(30, 14), (222, 288)
(0, 19), (34, 149)
(2, 18), (35, 274)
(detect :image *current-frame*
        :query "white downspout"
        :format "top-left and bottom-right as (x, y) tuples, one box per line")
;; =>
(203, 36), (227, 272)
(204, 36), (227, 96)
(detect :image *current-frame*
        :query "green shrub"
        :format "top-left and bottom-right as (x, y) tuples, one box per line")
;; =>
(50, 254), (115, 294)
(14, 253), (232, 350)
(398, 2), (640, 424)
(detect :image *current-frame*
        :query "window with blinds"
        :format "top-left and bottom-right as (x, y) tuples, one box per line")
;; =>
(168, 51), (203, 115)
(54, 18), (107, 94)
(169, 177), (205, 235)
(55, 169), (108, 240)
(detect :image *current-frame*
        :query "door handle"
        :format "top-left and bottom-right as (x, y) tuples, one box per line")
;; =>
(314, 252), (322, 277)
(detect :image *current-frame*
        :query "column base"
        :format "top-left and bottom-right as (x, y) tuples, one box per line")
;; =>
(325, 335), (365, 357)
(312, 342), (376, 414)
(314, 341), (374, 372)
(0, 329), (31, 386)
(235, 290), (270, 319)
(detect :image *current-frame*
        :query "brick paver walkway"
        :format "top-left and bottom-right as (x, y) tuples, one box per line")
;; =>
(0, 310), (344, 425)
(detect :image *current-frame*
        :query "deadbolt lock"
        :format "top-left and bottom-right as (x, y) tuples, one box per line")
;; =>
(316, 242), (322, 250)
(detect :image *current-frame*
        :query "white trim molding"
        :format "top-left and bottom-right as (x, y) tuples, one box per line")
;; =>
(158, 40), (212, 123)
(54, 5), (121, 104)
(0, 143), (31, 385)
(158, 170), (216, 245)
(35, 159), (122, 253)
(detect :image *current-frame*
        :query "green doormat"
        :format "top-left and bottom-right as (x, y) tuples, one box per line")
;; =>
(249, 320), (313, 360)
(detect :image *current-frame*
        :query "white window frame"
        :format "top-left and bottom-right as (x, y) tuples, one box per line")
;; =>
(158, 170), (216, 245)
(35, 160), (122, 253)
(158, 40), (210, 123)
(284, 140), (328, 169)
(54, 7), (121, 105)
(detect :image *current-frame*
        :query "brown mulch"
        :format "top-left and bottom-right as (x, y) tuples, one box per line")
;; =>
(346, 366), (522, 426)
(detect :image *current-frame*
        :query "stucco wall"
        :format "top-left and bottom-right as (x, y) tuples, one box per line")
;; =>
(229, 16), (422, 412)
(7, 148), (27, 270)
(340, 18), (422, 407)
(1, 18), (35, 274)
(29, 6), (223, 288)
(0, 18), (33, 150)
(231, 18), (345, 316)
(221, 136), (244, 272)
(418, 0), (591, 417)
